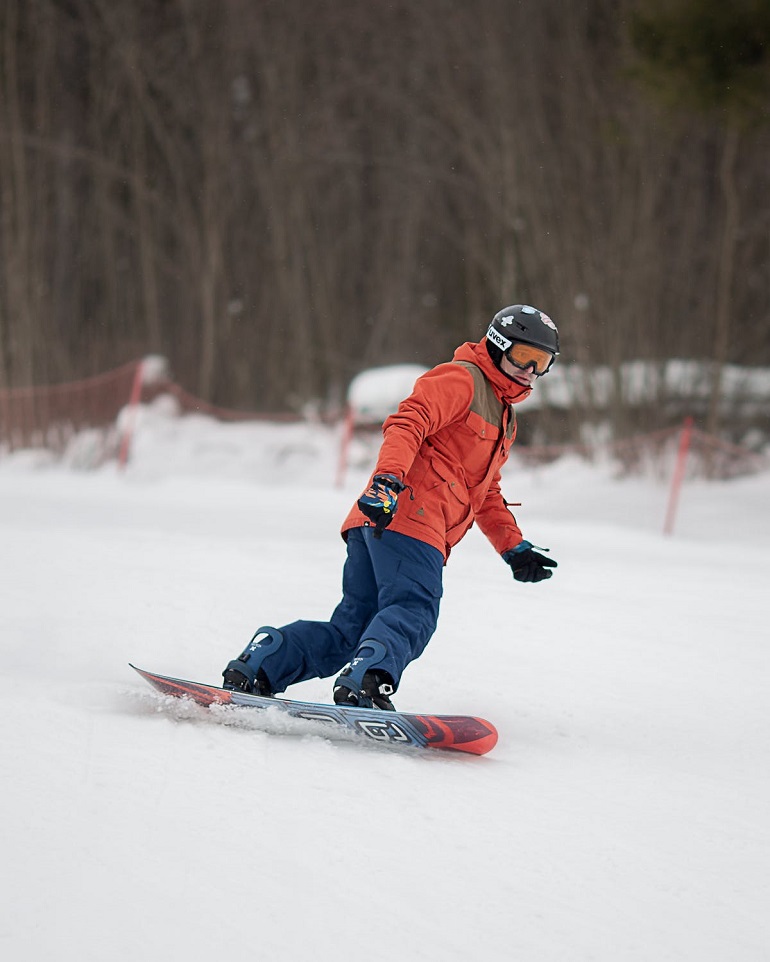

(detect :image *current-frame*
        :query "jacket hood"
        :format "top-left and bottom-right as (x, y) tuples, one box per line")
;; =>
(452, 339), (533, 405)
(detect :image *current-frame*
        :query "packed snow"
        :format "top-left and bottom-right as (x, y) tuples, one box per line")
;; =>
(3, 398), (769, 962)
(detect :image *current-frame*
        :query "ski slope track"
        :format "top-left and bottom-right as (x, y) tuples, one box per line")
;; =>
(2, 421), (769, 961)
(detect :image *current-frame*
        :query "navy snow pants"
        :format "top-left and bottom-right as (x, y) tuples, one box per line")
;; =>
(259, 526), (444, 693)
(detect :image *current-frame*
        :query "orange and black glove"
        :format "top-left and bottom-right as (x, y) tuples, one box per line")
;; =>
(358, 474), (406, 538)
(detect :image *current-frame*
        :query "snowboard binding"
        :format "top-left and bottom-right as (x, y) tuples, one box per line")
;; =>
(333, 640), (396, 711)
(222, 626), (283, 696)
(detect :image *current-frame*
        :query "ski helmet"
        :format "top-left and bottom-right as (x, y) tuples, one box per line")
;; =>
(485, 304), (559, 375)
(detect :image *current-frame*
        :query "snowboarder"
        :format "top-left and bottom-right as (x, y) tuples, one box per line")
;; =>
(223, 304), (559, 710)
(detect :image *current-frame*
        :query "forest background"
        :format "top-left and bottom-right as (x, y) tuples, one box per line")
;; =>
(1, 0), (769, 446)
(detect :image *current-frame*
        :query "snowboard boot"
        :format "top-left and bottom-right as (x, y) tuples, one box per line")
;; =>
(222, 665), (273, 697)
(333, 669), (396, 711)
(222, 626), (283, 697)
(333, 640), (396, 711)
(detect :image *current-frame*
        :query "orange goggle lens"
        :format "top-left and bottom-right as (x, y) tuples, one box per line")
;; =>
(506, 342), (555, 375)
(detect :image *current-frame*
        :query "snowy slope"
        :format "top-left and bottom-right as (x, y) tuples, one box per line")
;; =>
(2, 412), (769, 962)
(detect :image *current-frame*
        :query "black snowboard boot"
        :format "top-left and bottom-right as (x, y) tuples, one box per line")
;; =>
(222, 665), (273, 697)
(333, 668), (396, 711)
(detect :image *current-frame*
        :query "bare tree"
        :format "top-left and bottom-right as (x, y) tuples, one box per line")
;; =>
(0, 0), (768, 449)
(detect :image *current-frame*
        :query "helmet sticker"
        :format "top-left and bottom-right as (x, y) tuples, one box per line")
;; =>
(539, 312), (557, 331)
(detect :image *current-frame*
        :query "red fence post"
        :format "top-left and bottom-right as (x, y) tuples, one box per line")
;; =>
(117, 361), (145, 469)
(663, 416), (694, 535)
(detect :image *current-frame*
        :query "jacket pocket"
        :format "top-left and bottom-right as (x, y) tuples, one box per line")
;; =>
(465, 409), (497, 440)
(426, 457), (473, 539)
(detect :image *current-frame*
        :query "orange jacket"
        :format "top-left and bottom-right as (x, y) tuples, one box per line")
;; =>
(341, 338), (531, 560)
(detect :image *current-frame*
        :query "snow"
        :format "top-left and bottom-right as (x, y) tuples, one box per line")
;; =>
(520, 359), (770, 412)
(2, 403), (769, 962)
(347, 363), (429, 421)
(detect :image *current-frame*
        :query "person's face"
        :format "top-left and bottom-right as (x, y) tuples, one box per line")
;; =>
(499, 352), (538, 386)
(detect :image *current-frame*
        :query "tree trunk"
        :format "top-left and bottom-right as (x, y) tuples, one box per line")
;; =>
(705, 120), (740, 443)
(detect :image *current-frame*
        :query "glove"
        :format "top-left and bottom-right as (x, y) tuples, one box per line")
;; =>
(358, 473), (406, 538)
(502, 540), (558, 583)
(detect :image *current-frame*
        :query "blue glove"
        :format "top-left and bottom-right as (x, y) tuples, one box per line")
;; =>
(502, 540), (557, 583)
(358, 473), (406, 538)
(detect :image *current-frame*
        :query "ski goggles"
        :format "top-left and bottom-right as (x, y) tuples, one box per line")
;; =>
(505, 341), (556, 376)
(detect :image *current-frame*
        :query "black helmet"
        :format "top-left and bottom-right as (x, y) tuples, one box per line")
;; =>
(485, 304), (559, 375)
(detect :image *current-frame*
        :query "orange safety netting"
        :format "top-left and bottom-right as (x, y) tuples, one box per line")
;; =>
(0, 361), (142, 456)
(0, 358), (304, 463)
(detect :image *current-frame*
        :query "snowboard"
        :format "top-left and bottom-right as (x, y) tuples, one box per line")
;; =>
(130, 664), (498, 756)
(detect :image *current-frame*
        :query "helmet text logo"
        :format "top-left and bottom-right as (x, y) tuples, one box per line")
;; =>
(486, 324), (512, 351)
